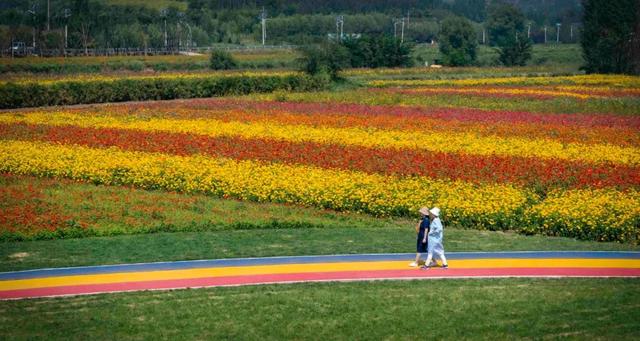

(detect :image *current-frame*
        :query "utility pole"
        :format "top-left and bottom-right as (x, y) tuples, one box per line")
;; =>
(336, 15), (344, 41)
(63, 8), (71, 55)
(394, 18), (398, 38)
(570, 24), (573, 41)
(527, 23), (531, 39)
(556, 23), (561, 43)
(27, 4), (37, 49)
(47, 0), (50, 31)
(184, 23), (192, 49)
(177, 12), (185, 50)
(482, 28), (485, 44)
(161, 9), (168, 49)
(544, 26), (547, 43)
(260, 7), (267, 46)
(400, 17), (405, 44)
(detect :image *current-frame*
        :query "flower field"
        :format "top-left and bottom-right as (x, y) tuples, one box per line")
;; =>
(1, 72), (639, 243)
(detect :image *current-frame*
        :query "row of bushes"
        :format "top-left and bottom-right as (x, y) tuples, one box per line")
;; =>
(0, 74), (326, 108)
(0, 59), (296, 74)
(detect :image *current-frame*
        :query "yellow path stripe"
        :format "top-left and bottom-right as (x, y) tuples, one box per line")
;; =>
(2, 259), (638, 292)
(1, 112), (638, 165)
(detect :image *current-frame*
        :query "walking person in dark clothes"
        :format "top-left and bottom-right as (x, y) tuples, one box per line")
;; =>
(409, 207), (431, 267)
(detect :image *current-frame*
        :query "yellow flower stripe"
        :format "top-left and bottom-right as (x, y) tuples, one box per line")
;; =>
(403, 87), (596, 99)
(368, 74), (640, 88)
(0, 70), (300, 86)
(2, 112), (639, 166)
(2, 139), (638, 241)
(0, 139), (529, 225)
(525, 188), (640, 243)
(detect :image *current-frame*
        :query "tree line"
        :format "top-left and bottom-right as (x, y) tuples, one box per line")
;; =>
(0, 0), (582, 51)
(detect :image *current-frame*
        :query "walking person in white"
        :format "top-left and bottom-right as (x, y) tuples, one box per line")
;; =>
(421, 207), (448, 269)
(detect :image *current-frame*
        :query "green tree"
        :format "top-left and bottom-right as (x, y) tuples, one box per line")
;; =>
(439, 16), (477, 66)
(581, 0), (640, 74)
(297, 42), (350, 80)
(487, 3), (532, 66)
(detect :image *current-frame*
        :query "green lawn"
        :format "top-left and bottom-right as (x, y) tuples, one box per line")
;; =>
(1, 279), (638, 340)
(4, 226), (639, 272)
(413, 43), (583, 68)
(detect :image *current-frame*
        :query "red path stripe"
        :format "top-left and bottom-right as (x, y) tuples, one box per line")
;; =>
(3, 268), (639, 300)
(2, 123), (638, 190)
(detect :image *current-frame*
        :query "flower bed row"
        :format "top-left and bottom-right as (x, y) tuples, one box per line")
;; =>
(2, 111), (637, 165)
(0, 140), (638, 243)
(1, 122), (638, 191)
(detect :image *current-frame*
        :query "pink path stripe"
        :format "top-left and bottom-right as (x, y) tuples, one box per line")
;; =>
(2, 268), (639, 300)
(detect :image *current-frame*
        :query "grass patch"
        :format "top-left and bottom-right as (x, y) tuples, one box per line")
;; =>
(1, 278), (638, 340)
(2, 227), (638, 272)
(252, 88), (640, 115)
(412, 43), (583, 69)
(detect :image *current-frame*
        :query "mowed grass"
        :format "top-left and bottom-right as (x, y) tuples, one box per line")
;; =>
(1, 174), (638, 272)
(1, 279), (638, 340)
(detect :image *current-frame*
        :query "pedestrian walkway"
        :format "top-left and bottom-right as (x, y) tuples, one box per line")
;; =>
(1, 251), (639, 300)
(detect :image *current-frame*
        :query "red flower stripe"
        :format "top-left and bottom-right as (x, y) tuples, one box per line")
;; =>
(57, 98), (640, 129)
(40, 102), (639, 148)
(2, 122), (638, 190)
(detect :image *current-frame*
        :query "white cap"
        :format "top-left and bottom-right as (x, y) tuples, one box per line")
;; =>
(429, 207), (440, 217)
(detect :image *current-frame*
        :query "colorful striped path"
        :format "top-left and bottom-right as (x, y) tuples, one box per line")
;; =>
(1, 252), (639, 300)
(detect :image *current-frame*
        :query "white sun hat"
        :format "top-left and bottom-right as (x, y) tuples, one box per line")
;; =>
(418, 207), (430, 216)
(429, 207), (441, 217)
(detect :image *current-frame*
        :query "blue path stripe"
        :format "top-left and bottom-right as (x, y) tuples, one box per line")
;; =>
(1, 251), (638, 281)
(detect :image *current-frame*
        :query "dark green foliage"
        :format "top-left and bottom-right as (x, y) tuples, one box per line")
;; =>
(342, 35), (414, 68)
(209, 49), (239, 70)
(581, 0), (640, 75)
(297, 42), (351, 80)
(0, 74), (325, 109)
(497, 36), (532, 66)
(439, 16), (477, 66)
(487, 3), (533, 66)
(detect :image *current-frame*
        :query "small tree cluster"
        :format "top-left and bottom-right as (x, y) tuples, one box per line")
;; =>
(298, 35), (413, 80)
(439, 16), (478, 66)
(342, 35), (414, 68)
(487, 4), (532, 66)
(296, 42), (351, 80)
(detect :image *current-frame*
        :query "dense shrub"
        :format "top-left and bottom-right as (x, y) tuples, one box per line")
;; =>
(210, 49), (239, 70)
(342, 35), (414, 68)
(0, 74), (326, 109)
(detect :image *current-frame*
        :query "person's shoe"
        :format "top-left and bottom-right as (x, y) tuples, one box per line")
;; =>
(442, 264), (449, 269)
(408, 261), (418, 267)
(420, 265), (431, 270)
